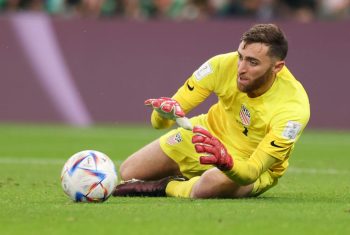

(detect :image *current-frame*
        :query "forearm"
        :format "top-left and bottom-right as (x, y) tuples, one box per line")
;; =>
(172, 78), (211, 114)
(224, 149), (277, 185)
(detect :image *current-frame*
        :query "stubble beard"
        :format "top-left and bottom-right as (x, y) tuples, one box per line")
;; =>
(237, 67), (273, 95)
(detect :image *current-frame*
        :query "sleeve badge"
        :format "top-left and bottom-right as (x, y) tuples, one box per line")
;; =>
(282, 121), (302, 140)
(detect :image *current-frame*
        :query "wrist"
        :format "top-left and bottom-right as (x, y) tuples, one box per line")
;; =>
(218, 154), (234, 171)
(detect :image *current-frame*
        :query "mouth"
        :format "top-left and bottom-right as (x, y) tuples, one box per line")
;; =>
(238, 76), (249, 86)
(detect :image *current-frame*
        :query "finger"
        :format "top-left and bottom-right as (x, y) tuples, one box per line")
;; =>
(174, 104), (185, 118)
(194, 144), (215, 154)
(199, 155), (217, 165)
(145, 99), (161, 109)
(160, 102), (173, 113)
(193, 126), (213, 138)
(151, 99), (162, 108)
(194, 144), (205, 153)
(192, 135), (212, 145)
(144, 99), (155, 106)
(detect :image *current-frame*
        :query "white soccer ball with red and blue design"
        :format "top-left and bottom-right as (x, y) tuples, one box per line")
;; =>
(61, 150), (117, 202)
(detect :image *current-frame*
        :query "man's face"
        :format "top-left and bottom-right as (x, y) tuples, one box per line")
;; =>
(236, 41), (276, 96)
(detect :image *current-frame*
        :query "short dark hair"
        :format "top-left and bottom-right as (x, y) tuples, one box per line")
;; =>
(241, 24), (288, 60)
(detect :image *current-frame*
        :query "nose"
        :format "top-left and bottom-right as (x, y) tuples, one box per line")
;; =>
(238, 60), (247, 74)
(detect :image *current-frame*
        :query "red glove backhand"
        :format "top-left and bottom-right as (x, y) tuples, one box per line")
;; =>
(145, 97), (185, 120)
(192, 126), (233, 171)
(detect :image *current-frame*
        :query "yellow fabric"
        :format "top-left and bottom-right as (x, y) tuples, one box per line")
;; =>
(251, 170), (278, 196)
(160, 123), (278, 196)
(165, 176), (200, 198)
(151, 111), (174, 129)
(159, 115), (212, 179)
(172, 79), (211, 114)
(150, 80), (210, 129)
(157, 52), (309, 193)
(224, 148), (277, 185)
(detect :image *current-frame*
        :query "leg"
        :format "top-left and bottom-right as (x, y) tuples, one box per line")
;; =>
(119, 139), (182, 181)
(190, 168), (253, 198)
(114, 167), (253, 198)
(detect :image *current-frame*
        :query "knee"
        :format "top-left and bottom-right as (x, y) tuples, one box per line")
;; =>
(118, 161), (127, 180)
(190, 169), (253, 199)
(190, 170), (235, 199)
(119, 160), (133, 181)
(189, 179), (210, 199)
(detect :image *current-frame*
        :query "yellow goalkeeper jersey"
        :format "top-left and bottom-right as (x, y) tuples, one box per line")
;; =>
(172, 52), (310, 178)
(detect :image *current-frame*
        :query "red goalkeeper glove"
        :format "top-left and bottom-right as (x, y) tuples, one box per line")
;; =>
(192, 126), (233, 171)
(145, 97), (185, 120)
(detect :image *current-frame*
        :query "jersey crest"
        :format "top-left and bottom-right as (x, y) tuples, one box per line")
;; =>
(239, 105), (251, 126)
(166, 132), (182, 145)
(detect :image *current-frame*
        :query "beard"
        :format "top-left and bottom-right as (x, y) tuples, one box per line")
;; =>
(237, 66), (273, 94)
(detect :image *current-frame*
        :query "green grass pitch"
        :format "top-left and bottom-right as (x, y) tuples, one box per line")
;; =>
(0, 124), (349, 235)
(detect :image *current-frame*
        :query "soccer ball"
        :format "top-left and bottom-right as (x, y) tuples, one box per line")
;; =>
(61, 150), (117, 202)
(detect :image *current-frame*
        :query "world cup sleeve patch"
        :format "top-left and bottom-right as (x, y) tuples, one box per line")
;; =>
(282, 121), (302, 140)
(194, 61), (213, 81)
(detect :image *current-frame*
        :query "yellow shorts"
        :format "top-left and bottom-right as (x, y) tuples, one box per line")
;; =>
(160, 115), (212, 179)
(159, 115), (278, 196)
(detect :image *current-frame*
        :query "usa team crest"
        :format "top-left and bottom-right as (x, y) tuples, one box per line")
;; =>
(239, 105), (251, 126)
(167, 132), (182, 145)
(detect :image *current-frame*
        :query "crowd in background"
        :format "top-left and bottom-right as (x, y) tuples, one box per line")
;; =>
(0, 0), (349, 22)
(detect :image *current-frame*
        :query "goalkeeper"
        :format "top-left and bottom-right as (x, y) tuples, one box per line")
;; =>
(113, 24), (310, 198)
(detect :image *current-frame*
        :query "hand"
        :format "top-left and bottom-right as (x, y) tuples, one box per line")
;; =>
(192, 126), (233, 171)
(145, 97), (185, 120)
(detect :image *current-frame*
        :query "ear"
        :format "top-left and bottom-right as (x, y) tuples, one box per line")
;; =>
(273, 61), (285, 74)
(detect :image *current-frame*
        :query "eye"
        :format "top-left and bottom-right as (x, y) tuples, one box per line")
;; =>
(249, 60), (259, 66)
(238, 53), (243, 61)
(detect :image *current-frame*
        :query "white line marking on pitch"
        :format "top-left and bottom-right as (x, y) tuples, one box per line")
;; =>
(0, 157), (348, 175)
(0, 157), (122, 166)
(287, 167), (349, 175)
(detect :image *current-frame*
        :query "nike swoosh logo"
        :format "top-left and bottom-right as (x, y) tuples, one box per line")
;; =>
(187, 81), (194, 91)
(271, 141), (283, 148)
